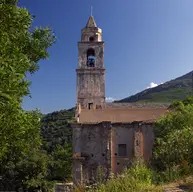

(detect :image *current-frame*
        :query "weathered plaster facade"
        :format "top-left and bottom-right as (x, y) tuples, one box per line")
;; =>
(111, 122), (155, 174)
(72, 122), (112, 185)
(72, 121), (155, 184)
(72, 15), (168, 185)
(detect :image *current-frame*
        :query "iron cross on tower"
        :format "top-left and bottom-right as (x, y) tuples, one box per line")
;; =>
(91, 6), (93, 16)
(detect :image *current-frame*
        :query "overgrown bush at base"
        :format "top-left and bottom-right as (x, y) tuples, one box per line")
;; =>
(152, 164), (193, 185)
(74, 161), (162, 192)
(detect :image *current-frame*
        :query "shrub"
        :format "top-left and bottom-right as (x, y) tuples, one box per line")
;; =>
(153, 103), (193, 170)
(87, 161), (162, 192)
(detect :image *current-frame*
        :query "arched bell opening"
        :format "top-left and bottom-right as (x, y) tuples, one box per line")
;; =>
(87, 48), (95, 67)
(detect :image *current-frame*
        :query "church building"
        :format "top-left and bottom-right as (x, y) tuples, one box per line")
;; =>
(72, 15), (169, 185)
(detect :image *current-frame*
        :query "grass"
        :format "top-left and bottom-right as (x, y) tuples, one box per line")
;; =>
(118, 86), (193, 103)
(145, 87), (193, 103)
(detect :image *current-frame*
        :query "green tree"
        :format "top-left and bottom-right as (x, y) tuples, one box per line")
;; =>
(0, 0), (55, 190)
(48, 143), (72, 181)
(40, 109), (74, 183)
(153, 98), (193, 170)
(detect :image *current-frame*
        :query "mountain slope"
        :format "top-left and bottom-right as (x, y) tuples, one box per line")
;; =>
(116, 71), (193, 103)
(41, 108), (75, 152)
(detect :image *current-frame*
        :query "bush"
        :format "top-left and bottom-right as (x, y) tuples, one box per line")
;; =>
(153, 162), (193, 185)
(153, 102), (193, 170)
(79, 161), (162, 192)
(124, 160), (153, 185)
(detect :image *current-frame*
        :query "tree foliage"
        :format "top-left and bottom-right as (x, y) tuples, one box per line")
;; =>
(48, 143), (72, 181)
(0, 0), (55, 190)
(0, 0), (55, 104)
(153, 97), (193, 170)
(41, 109), (74, 152)
(41, 109), (75, 181)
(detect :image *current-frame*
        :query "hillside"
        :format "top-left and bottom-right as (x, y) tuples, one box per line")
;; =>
(116, 71), (193, 103)
(41, 108), (75, 152)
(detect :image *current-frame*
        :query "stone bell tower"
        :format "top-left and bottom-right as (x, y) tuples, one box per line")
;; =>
(76, 15), (106, 110)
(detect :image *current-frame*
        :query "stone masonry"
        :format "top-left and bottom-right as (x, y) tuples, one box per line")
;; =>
(76, 16), (105, 109)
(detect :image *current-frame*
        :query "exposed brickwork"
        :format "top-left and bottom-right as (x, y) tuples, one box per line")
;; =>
(134, 129), (144, 158)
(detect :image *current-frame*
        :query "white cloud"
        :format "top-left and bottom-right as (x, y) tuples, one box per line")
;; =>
(147, 82), (163, 89)
(106, 97), (116, 102)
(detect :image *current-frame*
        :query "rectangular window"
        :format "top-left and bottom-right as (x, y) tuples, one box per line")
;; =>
(118, 144), (127, 156)
(88, 103), (93, 110)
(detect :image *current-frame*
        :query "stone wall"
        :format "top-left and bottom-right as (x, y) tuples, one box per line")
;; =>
(76, 41), (106, 109)
(72, 122), (112, 185)
(72, 121), (155, 184)
(54, 183), (73, 192)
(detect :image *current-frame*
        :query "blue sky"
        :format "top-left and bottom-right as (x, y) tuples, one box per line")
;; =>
(20, 0), (193, 114)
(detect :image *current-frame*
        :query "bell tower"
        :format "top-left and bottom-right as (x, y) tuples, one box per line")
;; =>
(76, 15), (106, 109)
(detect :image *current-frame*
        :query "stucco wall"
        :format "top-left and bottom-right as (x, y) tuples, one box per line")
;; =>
(111, 125), (134, 174)
(111, 122), (155, 175)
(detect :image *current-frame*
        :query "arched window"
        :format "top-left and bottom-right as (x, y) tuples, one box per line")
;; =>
(87, 48), (95, 67)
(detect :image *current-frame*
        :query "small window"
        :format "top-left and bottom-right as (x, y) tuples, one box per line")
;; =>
(118, 144), (127, 156)
(89, 36), (95, 42)
(88, 103), (93, 109)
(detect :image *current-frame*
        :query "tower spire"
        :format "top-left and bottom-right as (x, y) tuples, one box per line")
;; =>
(86, 15), (97, 28)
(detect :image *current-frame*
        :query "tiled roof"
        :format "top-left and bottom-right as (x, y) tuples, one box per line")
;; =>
(79, 107), (168, 123)
(106, 102), (170, 108)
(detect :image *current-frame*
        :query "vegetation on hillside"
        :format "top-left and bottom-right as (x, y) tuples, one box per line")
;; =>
(41, 109), (75, 181)
(116, 71), (193, 103)
(41, 108), (75, 152)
